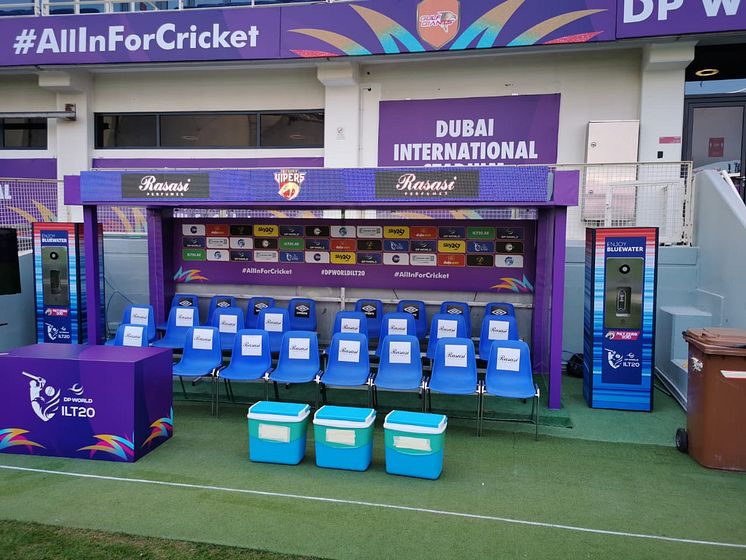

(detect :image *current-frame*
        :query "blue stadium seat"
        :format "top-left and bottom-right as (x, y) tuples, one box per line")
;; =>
(478, 314), (519, 361)
(354, 299), (383, 341)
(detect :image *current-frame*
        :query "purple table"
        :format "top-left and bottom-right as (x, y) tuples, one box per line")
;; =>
(0, 344), (173, 462)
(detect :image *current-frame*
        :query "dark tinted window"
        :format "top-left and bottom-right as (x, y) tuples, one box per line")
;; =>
(1, 118), (47, 149)
(160, 114), (257, 148)
(260, 112), (324, 148)
(96, 114), (157, 148)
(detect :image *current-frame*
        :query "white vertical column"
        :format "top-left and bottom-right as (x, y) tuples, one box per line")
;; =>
(38, 71), (93, 222)
(318, 62), (360, 168)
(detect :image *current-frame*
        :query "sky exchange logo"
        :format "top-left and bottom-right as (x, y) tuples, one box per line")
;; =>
(12, 23), (260, 56)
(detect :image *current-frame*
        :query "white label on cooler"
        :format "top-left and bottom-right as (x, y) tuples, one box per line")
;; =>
(495, 254), (524, 268)
(383, 253), (410, 266)
(230, 237), (253, 249)
(411, 254), (437, 266)
(444, 344), (468, 368)
(175, 308), (195, 327)
(488, 320), (510, 340)
(263, 313), (284, 332)
(340, 318), (360, 333)
(338, 339), (361, 363)
(182, 224), (205, 236)
(436, 319), (458, 339)
(254, 251), (279, 263)
(496, 347), (521, 371)
(357, 226), (382, 238)
(393, 435), (431, 452)
(288, 338), (310, 360)
(389, 341), (412, 364)
(130, 307), (149, 326)
(122, 326), (143, 347)
(258, 423), (290, 443)
(326, 428), (356, 446)
(331, 225), (357, 238)
(219, 315), (238, 334)
(207, 250), (230, 262)
(192, 328), (214, 350)
(241, 334), (263, 356)
(388, 318), (409, 335)
(305, 251), (330, 264)
(206, 237), (229, 249)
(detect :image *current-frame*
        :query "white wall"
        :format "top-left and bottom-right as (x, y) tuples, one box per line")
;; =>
(0, 75), (58, 162)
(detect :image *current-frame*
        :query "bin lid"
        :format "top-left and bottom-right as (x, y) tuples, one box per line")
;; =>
(684, 328), (746, 356)
(247, 401), (311, 422)
(313, 406), (376, 428)
(384, 410), (447, 434)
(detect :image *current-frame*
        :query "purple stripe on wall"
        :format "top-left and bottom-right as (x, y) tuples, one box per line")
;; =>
(92, 158), (324, 169)
(0, 159), (57, 179)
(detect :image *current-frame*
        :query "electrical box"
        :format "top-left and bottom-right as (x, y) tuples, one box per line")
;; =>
(583, 227), (658, 411)
(33, 223), (104, 344)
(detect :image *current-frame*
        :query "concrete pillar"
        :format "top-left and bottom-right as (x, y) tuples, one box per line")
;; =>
(638, 42), (696, 162)
(38, 70), (93, 222)
(318, 62), (360, 168)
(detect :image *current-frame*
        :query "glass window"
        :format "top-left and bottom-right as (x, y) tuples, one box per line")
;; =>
(159, 114), (257, 148)
(96, 114), (158, 148)
(260, 112), (324, 148)
(1, 118), (47, 149)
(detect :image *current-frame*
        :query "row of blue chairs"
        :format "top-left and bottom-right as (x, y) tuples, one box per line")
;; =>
(167, 326), (538, 437)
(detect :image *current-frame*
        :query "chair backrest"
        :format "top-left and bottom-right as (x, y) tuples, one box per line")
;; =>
(426, 313), (467, 359)
(397, 300), (427, 339)
(288, 298), (317, 331)
(380, 312), (417, 338)
(113, 324), (148, 347)
(206, 295), (237, 325)
(276, 330), (320, 376)
(354, 299), (383, 340)
(479, 314), (519, 361)
(440, 301), (471, 337)
(430, 337), (478, 391)
(325, 332), (370, 381)
(170, 293), (199, 311)
(376, 334), (422, 384)
(229, 329), (272, 373)
(332, 311), (369, 338)
(485, 302), (516, 318)
(164, 305), (200, 342)
(212, 306), (245, 334)
(484, 339), (534, 396)
(180, 326), (223, 369)
(257, 307), (291, 353)
(122, 304), (156, 342)
(245, 296), (275, 329)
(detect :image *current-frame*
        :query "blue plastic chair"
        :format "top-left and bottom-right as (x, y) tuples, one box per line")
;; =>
(481, 339), (539, 439)
(428, 337), (480, 434)
(440, 301), (471, 338)
(478, 315), (519, 361)
(397, 300), (427, 340)
(206, 295), (237, 325)
(257, 307), (291, 354)
(152, 306), (200, 349)
(110, 324), (148, 347)
(157, 293), (199, 331)
(376, 312), (418, 356)
(288, 298), (317, 331)
(317, 332), (371, 406)
(172, 326), (223, 409)
(245, 296), (275, 329)
(355, 299), (383, 341)
(215, 329), (272, 416)
(267, 331), (322, 404)
(332, 311), (369, 337)
(426, 313), (467, 359)
(211, 306), (245, 352)
(485, 302), (516, 318)
(106, 304), (156, 345)
(372, 335), (425, 411)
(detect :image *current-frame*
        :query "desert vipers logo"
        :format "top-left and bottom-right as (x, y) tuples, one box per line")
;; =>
(417, 0), (460, 48)
(122, 173), (210, 198)
(275, 169), (306, 201)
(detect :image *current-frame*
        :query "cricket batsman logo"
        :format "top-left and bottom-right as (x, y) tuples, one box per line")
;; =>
(22, 371), (60, 422)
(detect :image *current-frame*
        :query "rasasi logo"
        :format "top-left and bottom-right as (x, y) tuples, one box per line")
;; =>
(139, 175), (191, 196)
(396, 173), (457, 196)
(275, 169), (306, 201)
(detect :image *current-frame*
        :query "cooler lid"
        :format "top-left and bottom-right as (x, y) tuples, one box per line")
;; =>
(247, 401), (310, 422)
(384, 410), (447, 434)
(313, 405), (376, 428)
(684, 328), (746, 356)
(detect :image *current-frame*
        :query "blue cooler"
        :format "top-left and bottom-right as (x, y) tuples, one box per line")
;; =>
(247, 401), (311, 465)
(313, 406), (376, 471)
(383, 410), (447, 480)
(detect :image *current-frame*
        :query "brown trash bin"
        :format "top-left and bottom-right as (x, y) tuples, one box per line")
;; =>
(677, 328), (746, 471)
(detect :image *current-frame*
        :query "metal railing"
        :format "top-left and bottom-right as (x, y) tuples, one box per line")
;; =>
(0, 177), (60, 252)
(558, 162), (694, 246)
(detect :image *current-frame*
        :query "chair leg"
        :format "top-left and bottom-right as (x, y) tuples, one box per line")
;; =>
(265, 379), (270, 401)
(215, 376), (220, 418)
(227, 379), (235, 402)
(179, 376), (188, 400)
(534, 395), (540, 441)
(476, 392), (481, 437)
(427, 389), (432, 413)
(273, 381), (280, 401)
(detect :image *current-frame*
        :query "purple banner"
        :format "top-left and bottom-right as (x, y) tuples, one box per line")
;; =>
(173, 218), (536, 293)
(92, 157), (324, 169)
(0, 159), (57, 179)
(378, 94), (560, 167)
(617, 0), (746, 38)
